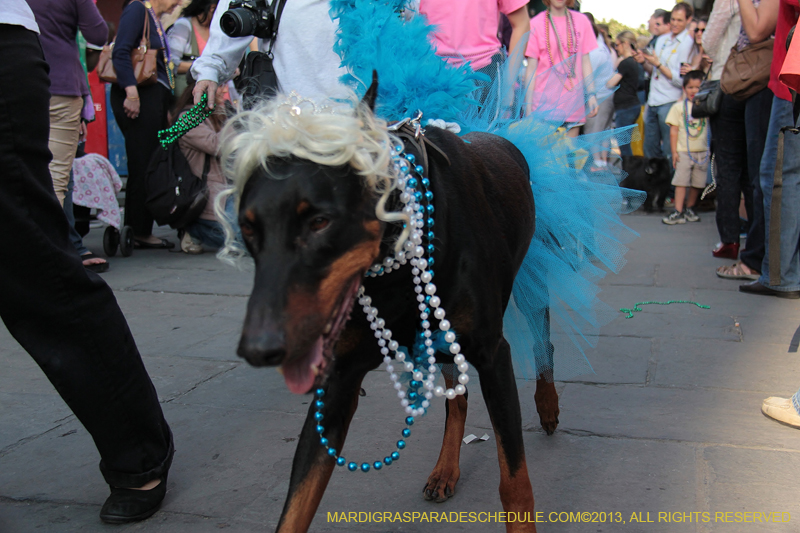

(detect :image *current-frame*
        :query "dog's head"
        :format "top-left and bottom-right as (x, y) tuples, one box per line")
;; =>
(645, 157), (670, 181)
(224, 73), (393, 394)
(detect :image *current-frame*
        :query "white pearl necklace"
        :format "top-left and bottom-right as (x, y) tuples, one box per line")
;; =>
(359, 141), (469, 423)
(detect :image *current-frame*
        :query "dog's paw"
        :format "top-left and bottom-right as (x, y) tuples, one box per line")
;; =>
(422, 466), (460, 503)
(534, 378), (560, 436)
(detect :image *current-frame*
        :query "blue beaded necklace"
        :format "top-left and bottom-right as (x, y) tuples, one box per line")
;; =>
(314, 117), (470, 473)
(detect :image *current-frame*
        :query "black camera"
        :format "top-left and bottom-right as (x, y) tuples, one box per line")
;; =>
(220, 0), (275, 39)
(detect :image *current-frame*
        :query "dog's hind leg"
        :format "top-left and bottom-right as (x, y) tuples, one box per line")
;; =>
(476, 338), (536, 532)
(531, 307), (559, 435)
(276, 367), (367, 533)
(423, 363), (467, 502)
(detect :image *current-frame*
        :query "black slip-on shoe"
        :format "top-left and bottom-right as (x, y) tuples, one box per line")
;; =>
(99, 478), (167, 524)
(739, 281), (800, 299)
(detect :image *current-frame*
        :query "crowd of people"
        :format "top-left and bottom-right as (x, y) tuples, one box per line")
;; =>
(4, 0), (800, 527)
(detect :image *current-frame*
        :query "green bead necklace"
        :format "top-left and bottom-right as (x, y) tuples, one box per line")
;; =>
(620, 300), (710, 319)
(157, 93), (214, 149)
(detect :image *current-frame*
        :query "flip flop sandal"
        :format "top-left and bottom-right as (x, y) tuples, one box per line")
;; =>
(82, 253), (110, 273)
(133, 238), (175, 250)
(716, 261), (760, 280)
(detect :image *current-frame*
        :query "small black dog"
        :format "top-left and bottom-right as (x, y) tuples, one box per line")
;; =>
(620, 156), (671, 212)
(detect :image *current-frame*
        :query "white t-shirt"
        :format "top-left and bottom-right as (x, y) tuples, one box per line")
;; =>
(192, 0), (349, 102)
(2, 0), (40, 33)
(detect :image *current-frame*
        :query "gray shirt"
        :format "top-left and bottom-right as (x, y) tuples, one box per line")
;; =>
(191, 0), (349, 101)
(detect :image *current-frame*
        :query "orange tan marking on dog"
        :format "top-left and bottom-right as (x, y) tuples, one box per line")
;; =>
(423, 373), (467, 502)
(244, 208), (257, 223)
(296, 200), (310, 215)
(276, 461), (336, 533)
(316, 221), (381, 314)
(495, 434), (536, 533)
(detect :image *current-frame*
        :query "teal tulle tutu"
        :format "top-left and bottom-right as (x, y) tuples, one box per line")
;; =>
(330, 0), (645, 380)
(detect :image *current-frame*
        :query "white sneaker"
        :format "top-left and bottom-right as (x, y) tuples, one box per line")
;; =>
(181, 232), (204, 255)
(662, 210), (686, 225)
(761, 397), (800, 428)
(684, 207), (700, 222)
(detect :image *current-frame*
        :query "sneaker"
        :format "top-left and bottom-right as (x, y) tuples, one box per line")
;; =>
(662, 210), (686, 225)
(180, 232), (204, 254)
(684, 207), (700, 222)
(762, 397), (800, 429)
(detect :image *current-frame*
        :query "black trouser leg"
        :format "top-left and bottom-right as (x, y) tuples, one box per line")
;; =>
(711, 93), (748, 245)
(109, 83), (171, 237)
(0, 25), (172, 489)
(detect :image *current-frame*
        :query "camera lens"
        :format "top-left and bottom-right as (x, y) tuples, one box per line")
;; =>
(220, 8), (257, 37)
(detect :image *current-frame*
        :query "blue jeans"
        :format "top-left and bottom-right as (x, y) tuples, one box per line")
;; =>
(758, 96), (800, 292)
(615, 105), (641, 157)
(186, 194), (242, 249)
(644, 102), (675, 167)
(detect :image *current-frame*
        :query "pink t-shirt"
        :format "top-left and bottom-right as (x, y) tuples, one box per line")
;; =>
(420, 0), (528, 70)
(525, 10), (597, 122)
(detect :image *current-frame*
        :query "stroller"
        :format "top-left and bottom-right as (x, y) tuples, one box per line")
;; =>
(71, 152), (135, 257)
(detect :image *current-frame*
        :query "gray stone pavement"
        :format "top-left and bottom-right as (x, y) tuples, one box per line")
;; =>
(2, 210), (800, 533)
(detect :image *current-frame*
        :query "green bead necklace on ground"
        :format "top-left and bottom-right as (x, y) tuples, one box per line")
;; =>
(620, 300), (710, 319)
(157, 93), (213, 149)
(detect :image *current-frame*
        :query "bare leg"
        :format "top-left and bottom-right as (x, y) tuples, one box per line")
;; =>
(673, 186), (687, 212)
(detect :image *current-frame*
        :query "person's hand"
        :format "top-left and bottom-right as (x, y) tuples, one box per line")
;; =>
(194, 80), (219, 110)
(123, 96), (140, 119)
(680, 62), (691, 76)
(642, 50), (658, 65)
(634, 50), (646, 64)
(672, 152), (680, 169)
(587, 95), (599, 119)
(78, 121), (88, 143)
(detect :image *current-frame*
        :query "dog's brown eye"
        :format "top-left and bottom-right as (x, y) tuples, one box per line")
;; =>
(240, 221), (255, 238)
(310, 216), (330, 232)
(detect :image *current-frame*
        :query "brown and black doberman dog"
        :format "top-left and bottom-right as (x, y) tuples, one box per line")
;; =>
(234, 79), (558, 532)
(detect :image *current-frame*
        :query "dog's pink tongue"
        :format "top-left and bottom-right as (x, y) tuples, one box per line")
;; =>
(282, 337), (324, 394)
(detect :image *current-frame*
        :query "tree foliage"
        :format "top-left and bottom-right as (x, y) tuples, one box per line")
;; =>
(598, 18), (649, 38)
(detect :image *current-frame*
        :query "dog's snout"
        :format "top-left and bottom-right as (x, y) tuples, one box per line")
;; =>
(237, 327), (286, 367)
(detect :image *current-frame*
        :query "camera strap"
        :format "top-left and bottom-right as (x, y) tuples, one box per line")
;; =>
(266, 0), (288, 57)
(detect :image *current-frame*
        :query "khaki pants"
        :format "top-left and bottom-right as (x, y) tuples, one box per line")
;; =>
(48, 95), (82, 205)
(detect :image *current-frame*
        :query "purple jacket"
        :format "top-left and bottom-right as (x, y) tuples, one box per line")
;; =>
(27, 0), (107, 97)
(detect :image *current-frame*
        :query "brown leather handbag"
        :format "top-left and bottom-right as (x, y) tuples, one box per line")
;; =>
(720, 38), (774, 100)
(96, 1), (158, 86)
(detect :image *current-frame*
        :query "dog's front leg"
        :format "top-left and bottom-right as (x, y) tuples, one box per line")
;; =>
(476, 338), (536, 533)
(276, 368), (366, 533)
(423, 364), (467, 502)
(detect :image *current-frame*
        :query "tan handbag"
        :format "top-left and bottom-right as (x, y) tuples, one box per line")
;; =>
(720, 38), (774, 100)
(96, 1), (158, 86)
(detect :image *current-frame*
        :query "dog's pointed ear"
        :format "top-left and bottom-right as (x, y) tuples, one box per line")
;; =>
(361, 70), (379, 112)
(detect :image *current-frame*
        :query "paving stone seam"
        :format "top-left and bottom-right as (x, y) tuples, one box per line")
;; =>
(114, 288), (250, 298)
(0, 417), (75, 458)
(553, 428), (800, 452)
(162, 365), (241, 404)
(554, 381), (794, 394)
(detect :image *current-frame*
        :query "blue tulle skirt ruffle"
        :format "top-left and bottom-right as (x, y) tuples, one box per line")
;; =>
(330, 0), (645, 380)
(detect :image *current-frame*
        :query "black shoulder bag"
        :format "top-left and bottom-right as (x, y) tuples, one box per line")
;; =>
(234, 0), (287, 107)
(144, 143), (211, 229)
(692, 79), (722, 118)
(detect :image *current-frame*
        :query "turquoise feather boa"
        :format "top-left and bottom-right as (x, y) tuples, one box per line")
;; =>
(329, 0), (483, 123)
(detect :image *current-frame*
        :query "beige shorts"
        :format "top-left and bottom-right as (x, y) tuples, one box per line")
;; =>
(672, 153), (709, 188)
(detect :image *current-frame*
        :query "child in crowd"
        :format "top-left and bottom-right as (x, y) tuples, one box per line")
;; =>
(663, 70), (708, 225)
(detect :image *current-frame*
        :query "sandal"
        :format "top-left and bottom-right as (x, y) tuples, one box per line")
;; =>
(82, 252), (109, 273)
(133, 238), (175, 250)
(716, 261), (760, 281)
